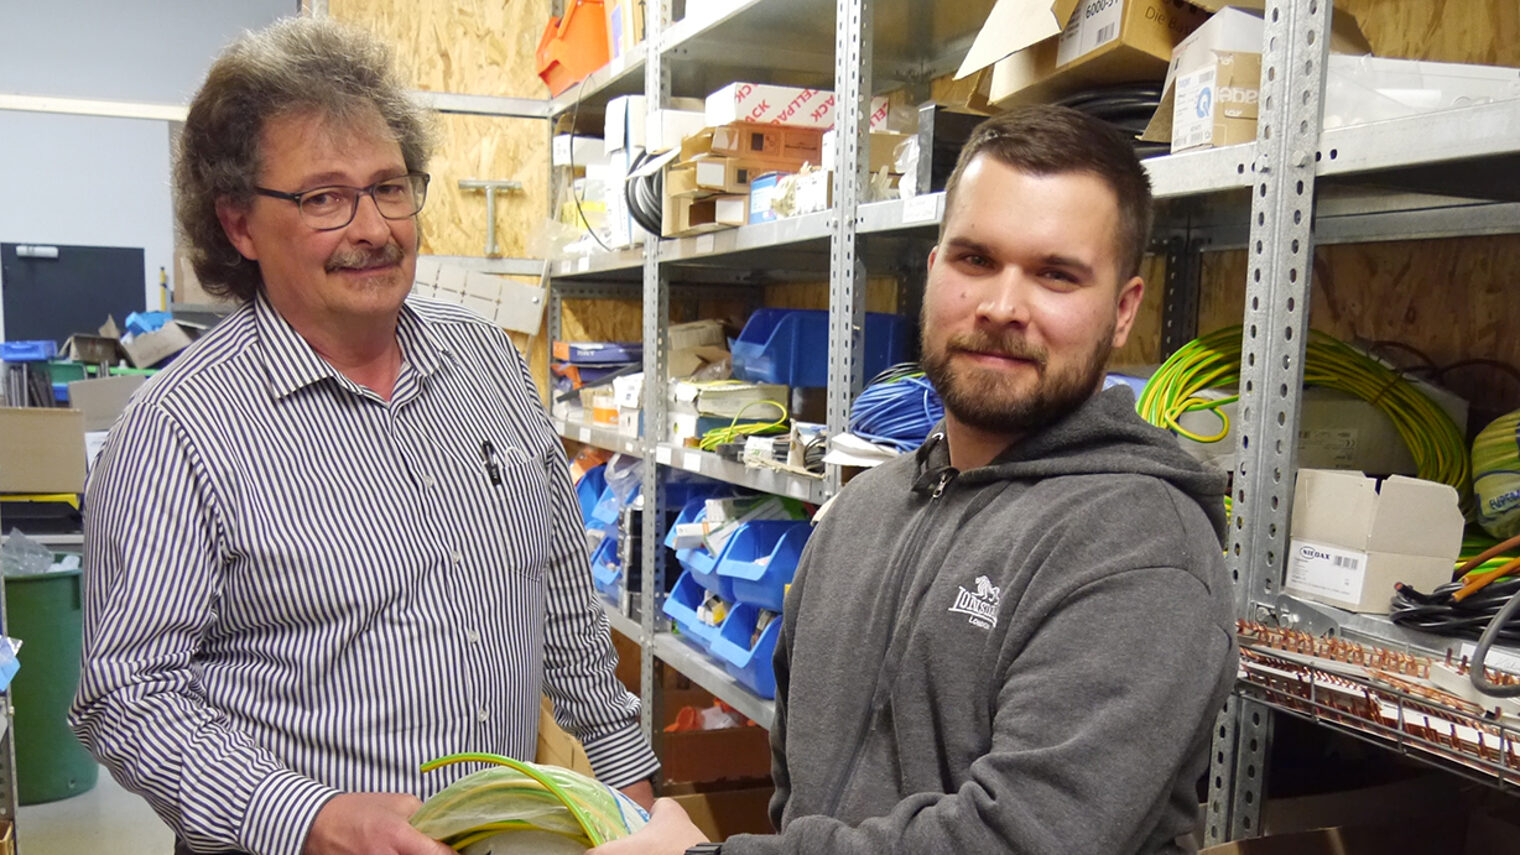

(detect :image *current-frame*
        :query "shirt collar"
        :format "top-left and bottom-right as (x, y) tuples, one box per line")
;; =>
(254, 291), (451, 401)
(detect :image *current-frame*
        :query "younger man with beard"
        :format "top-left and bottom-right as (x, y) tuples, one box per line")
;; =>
(595, 106), (1237, 855)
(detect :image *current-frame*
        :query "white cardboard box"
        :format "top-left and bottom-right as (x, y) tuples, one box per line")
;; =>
(1285, 470), (1464, 614)
(704, 82), (890, 131)
(604, 95), (707, 153)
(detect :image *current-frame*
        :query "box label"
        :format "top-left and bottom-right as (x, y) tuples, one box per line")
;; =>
(1287, 539), (1368, 604)
(1300, 427), (1359, 467)
(1173, 65), (1216, 151)
(1059, 0), (1125, 66)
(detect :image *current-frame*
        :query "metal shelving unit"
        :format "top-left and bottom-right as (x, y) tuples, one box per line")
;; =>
(541, 0), (1520, 842)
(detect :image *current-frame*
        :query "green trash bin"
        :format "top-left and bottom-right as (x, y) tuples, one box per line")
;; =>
(6, 567), (98, 804)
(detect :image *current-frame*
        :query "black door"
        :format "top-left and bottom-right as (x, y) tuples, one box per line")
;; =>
(2, 244), (147, 347)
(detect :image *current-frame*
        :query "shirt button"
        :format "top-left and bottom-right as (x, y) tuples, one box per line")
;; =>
(422, 474), (437, 488)
(466, 629), (481, 644)
(477, 707), (489, 723)
(451, 550), (463, 565)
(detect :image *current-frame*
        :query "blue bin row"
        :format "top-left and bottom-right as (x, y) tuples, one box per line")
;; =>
(731, 308), (908, 388)
(660, 497), (812, 699)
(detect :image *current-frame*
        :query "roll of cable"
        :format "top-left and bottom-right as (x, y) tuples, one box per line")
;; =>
(624, 150), (664, 237)
(848, 363), (945, 453)
(1137, 325), (1473, 516)
(1055, 84), (1165, 158)
(1474, 407), (1520, 539)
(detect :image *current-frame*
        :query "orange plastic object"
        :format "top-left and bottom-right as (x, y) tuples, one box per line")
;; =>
(536, 0), (611, 97)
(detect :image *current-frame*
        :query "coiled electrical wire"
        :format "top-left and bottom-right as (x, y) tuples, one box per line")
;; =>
(847, 364), (945, 453)
(1136, 325), (1473, 514)
(1390, 577), (1520, 642)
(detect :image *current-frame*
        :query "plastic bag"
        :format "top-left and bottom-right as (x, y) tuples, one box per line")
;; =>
(2, 528), (53, 577)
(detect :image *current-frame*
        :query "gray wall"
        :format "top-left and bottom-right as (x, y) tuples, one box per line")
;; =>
(0, 0), (298, 339)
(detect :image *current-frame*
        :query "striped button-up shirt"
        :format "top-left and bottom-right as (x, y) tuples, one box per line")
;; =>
(71, 293), (657, 855)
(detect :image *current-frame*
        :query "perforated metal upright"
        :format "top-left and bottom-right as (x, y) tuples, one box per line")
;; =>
(636, 0), (673, 741)
(826, 0), (873, 497)
(1205, 0), (1333, 844)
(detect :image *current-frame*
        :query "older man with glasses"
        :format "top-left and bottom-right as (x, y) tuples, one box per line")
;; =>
(71, 17), (657, 855)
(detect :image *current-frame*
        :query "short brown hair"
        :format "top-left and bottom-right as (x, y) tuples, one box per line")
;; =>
(941, 105), (1153, 280)
(175, 17), (435, 302)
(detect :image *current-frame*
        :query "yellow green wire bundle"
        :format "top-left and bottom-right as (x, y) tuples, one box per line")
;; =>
(410, 753), (647, 852)
(698, 399), (791, 452)
(1473, 407), (1520, 539)
(1137, 326), (1472, 515)
(1458, 530), (1520, 583)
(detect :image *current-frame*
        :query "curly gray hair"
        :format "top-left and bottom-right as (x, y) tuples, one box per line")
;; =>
(175, 16), (435, 302)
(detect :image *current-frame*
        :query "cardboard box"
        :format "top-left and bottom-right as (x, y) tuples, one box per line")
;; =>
(0, 408), (86, 493)
(667, 320), (727, 351)
(604, 95), (706, 153)
(1170, 51), (1261, 151)
(822, 130), (909, 175)
(121, 320), (203, 369)
(670, 788), (775, 841)
(66, 375), (148, 432)
(1285, 470), (1464, 614)
(668, 345), (730, 380)
(680, 124), (825, 173)
(551, 133), (607, 168)
(1140, 5), (1373, 150)
(705, 82), (890, 130)
(668, 157), (762, 197)
(986, 0), (1211, 108)
(604, 0), (644, 62)
(662, 191), (749, 237)
(748, 172), (787, 224)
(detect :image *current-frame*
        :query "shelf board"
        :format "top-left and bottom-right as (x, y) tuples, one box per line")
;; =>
(551, 245), (648, 279)
(654, 442), (828, 503)
(652, 632), (776, 728)
(548, 43), (649, 123)
(661, 210), (831, 264)
(1318, 99), (1520, 202)
(1145, 143), (1259, 199)
(660, 0), (993, 95)
(1273, 593), (1520, 664)
(553, 416), (644, 458)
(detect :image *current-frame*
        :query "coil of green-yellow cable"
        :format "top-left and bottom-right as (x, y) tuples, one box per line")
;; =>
(1137, 325), (1472, 516)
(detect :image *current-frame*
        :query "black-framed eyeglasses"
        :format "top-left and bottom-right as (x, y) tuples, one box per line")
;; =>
(253, 172), (430, 231)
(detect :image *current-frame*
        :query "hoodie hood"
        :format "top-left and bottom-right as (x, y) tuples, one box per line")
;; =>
(913, 385), (1229, 540)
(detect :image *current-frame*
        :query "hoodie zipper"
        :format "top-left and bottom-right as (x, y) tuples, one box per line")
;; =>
(822, 468), (954, 817)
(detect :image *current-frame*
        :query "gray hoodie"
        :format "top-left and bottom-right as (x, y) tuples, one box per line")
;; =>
(724, 387), (1237, 855)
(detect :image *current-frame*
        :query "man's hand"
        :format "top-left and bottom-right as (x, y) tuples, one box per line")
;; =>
(619, 778), (656, 811)
(301, 792), (454, 855)
(589, 797), (709, 855)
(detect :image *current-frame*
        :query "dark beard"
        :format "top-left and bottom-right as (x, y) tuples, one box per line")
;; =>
(921, 324), (1113, 435)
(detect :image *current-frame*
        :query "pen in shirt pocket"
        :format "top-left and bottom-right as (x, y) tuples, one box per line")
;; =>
(480, 440), (503, 486)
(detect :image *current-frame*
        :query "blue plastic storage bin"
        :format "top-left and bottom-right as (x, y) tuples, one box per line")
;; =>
(590, 535), (622, 603)
(1, 340), (58, 362)
(731, 309), (909, 388)
(714, 520), (812, 612)
(589, 480), (640, 536)
(661, 569), (727, 653)
(671, 507), (738, 603)
(575, 465), (608, 525)
(709, 602), (782, 699)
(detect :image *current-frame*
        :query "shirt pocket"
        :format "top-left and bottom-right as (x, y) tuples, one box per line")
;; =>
(445, 436), (556, 583)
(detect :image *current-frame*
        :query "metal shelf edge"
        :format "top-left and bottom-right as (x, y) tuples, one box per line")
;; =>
(653, 443), (827, 503)
(548, 44), (649, 117)
(599, 599), (645, 643)
(553, 417), (644, 458)
(652, 632), (776, 728)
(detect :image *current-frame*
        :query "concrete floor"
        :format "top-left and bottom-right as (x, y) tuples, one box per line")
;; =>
(16, 765), (172, 855)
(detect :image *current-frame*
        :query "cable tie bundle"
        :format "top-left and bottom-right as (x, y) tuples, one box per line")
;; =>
(847, 363), (945, 453)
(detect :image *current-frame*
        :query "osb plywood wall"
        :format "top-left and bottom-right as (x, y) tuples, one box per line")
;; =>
(418, 114), (549, 260)
(329, 0), (549, 98)
(1337, 0), (1520, 65)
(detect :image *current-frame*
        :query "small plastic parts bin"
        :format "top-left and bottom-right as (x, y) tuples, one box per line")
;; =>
(730, 309), (909, 388)
(1, 340), (58, 362)
(714, 520), (812, 612)
(709, 602), (782, 699)
(670, 506), (739, 603)
(661, 569), (726, 653)
(590, 535), (622, 603)
(535, 0), (610, 97)
(575, 465), (609, 524)
(551, 339), (641, 365)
